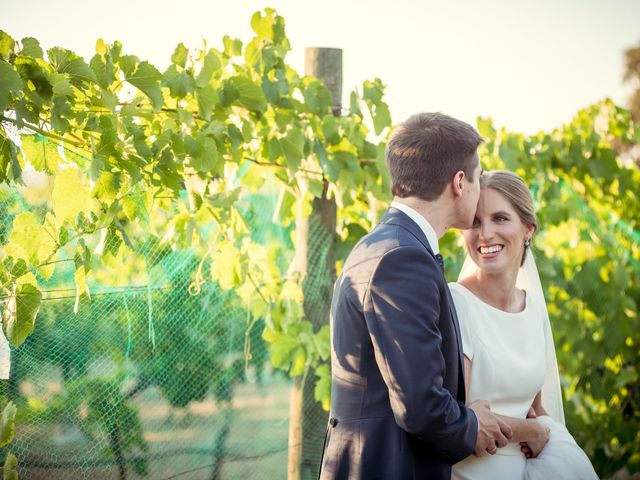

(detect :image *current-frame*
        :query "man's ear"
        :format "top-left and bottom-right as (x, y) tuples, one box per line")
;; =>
(452, 171), (465, 197)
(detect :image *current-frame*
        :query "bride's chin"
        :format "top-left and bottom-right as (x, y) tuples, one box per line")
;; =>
(475, 259), (504, 273)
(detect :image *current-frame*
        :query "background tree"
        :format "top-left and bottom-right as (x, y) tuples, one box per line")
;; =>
(619, 41), (640, 167)
(623, 41), (640, 122)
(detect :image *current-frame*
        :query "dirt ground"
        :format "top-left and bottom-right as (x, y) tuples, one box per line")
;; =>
(15, 376), (293, 480)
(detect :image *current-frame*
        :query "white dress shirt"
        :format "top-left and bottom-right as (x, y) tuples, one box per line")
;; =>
(390, 201), (440, 254)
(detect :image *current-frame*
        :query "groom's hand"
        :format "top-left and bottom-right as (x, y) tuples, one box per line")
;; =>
(469, 400), (513, 456)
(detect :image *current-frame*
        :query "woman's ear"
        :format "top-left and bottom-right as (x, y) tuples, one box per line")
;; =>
(525, 223), (536, 239)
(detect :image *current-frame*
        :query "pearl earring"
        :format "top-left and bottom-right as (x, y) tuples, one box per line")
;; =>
(524, 239), (531, 247)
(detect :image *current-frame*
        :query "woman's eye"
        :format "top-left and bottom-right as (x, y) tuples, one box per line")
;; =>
(495, 216), (507, 222)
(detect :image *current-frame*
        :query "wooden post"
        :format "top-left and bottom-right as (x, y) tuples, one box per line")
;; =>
(287, 47), (341, 480)
(305, 48), (343, 115)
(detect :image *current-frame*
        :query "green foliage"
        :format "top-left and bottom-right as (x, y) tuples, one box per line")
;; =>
(51, 168), (94, 225)
(0, 400), (17, 480)
(314, 363), (331, 411)
(0, 401), (17, 448)
(45, 378), (149, 477)
(20, 134), (60, 174)
(4, 212), (58, 279)
(2, 281), (41, 348)
(0, 61), (22, 113)
(0, 11), (390, 390)
(3, 452), (17, 480)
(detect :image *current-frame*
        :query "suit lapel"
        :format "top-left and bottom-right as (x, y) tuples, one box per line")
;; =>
(380, 207), (467, 398)
(444, 285), (467, 398)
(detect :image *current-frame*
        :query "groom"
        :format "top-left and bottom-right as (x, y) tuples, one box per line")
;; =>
(318, 113), (512, 479)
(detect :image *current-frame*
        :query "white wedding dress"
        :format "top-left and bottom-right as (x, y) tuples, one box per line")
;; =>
(449, 280), (598, 480)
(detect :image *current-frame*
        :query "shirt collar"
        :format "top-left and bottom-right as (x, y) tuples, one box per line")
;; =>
(390, 201), (440, 254)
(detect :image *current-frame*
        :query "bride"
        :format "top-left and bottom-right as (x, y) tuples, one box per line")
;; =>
(450, 170), (597, 480)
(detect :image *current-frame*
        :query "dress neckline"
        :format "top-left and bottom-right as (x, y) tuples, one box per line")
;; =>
(453, 283), (529, 316)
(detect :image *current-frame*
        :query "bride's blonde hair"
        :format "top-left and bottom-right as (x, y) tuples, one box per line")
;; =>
(480, 170), (538, 265)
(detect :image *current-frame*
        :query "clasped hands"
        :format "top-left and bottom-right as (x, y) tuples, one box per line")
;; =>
(469, 401), (550, 458)
(469, 400), (512, 456)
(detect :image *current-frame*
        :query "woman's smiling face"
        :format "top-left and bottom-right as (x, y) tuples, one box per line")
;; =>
(463, 187), (535, 274)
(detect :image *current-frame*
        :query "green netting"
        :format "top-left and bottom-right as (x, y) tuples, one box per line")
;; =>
(0, 169), (330, 479)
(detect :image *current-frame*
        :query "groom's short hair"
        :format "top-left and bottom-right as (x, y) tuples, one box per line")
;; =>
(386, 112), (483, 201)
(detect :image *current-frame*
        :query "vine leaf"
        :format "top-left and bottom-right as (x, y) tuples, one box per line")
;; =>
(0, 31), (16, 61)
(230, 76), (267, 113)
(122, 59), (163, 110)
(3, 452), (18, 480)
(52, 167), (93, 225)
(0, 61), (22, 112)
(74, 243), (91, 314)
(2, 282), (41, 348)
(4, 212), (57, 279)
(20, 134), (61, 174)
(0, 128), (21, 183)
(0, 402), (17, 448)
(279, 127), (304, 172)
(21, 37), (43, 58)
(47, 47), (97, 86)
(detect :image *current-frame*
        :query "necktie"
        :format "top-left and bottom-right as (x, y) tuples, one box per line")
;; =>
(435, 253), (445, 272)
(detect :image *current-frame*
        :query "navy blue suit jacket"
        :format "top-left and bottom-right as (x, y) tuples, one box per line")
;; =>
(318, 207), (477, 480)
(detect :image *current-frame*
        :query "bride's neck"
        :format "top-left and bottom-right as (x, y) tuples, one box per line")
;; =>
(463, 269), (524, 313)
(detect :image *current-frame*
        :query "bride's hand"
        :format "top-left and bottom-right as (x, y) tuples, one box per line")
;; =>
(520, 420), (550, 458)
(530, 391), (548, 418)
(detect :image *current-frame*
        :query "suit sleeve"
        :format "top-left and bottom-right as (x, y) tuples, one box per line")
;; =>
(364, 246), (477, 461)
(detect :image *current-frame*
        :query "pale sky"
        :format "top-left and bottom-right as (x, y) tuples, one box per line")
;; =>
(3, 0), (640, 134)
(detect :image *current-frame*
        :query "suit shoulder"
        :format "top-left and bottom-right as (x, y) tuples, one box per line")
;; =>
(366, 221), (425, 250)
